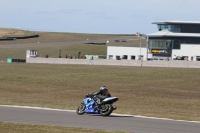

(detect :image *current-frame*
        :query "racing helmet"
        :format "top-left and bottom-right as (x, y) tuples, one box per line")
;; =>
(100, 86), (107, 91)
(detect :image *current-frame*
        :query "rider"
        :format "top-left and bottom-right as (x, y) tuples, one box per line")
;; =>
(87, 86), (111, 104)
(87, 86), (116, 110)
(93, 86), (111, 101)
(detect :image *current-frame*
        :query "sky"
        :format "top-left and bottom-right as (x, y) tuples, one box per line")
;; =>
(1, 0), (200, 34)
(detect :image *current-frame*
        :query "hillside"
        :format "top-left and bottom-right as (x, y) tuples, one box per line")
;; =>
(0, 28), (146, 47)
(0, 28), (37, 38)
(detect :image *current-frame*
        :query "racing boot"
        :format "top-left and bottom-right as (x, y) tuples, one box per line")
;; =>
(113, 106), (117, 110)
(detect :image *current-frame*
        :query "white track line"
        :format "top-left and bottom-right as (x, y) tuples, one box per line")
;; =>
(0, 105), (199, 124)
(0, 105), (75, 112)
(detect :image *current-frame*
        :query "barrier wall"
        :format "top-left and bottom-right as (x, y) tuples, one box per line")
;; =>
(0, 35), (39, 41)
(26, 57), (200, 68)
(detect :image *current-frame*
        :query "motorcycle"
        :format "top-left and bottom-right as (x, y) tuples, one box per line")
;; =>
(76, 94), (118, 116)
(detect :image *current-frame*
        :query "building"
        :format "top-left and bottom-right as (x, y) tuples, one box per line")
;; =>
(107, 46), (150, 60)
(26, 50), (38, 58)
(148, 21), (200, 61)
(107, 20), (200, 61)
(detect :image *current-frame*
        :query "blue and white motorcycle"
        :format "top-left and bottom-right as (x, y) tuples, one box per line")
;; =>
(76, 94), (118, 116)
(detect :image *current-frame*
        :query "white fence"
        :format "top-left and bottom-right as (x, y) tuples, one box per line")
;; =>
(26, 57), (200, 68)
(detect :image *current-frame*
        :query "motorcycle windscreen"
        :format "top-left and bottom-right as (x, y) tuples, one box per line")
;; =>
(83, 98), (91, 104)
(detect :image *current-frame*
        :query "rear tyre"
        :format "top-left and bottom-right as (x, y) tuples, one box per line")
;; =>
(99, 104), (113, 116)
(76, 103), (85, 115)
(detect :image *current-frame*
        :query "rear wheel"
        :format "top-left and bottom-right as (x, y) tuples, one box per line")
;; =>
(99, 104), (113, 116)
(76, 103), (85, 115)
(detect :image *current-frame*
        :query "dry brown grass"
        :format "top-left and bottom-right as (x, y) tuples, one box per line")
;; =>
(0, 44), (107, 61)
(0, 122), (128, 133)
(0, 63), (200, 121)
(0, 28), (36, 38)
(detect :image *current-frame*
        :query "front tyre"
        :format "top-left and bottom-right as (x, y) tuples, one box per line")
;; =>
(76, 103), (85, 115)
(99, 104), (113, 116)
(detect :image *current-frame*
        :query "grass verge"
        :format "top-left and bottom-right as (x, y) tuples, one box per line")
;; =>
(0, 122), (128, 133)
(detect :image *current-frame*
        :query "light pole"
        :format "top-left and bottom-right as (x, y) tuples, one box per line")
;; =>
(59, 50), (61, 58)
(146, 35), (149, 60)
(140, 40), (141, 56)
(140, 40), (143, 66)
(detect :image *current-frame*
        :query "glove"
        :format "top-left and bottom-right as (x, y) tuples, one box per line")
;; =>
(86, 93), (93, 97)
(86, 93), (92, 97)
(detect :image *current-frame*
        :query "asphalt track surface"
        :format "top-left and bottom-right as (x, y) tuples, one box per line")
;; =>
(0, 39), (115, 48)
(0, 40), (100, 48)
(0, 38), (143, 48)
(0, 105), (200, 133)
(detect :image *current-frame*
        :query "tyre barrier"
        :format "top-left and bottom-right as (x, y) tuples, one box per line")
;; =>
(0, 38), (16, 41)
(7, 34), (39, 39)
(0, 34), (39, 41)
(11, 59), (26, 63)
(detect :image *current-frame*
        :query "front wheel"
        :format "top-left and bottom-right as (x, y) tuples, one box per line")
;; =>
(76, 103), (85, 115)
(99, 104), (113, 116)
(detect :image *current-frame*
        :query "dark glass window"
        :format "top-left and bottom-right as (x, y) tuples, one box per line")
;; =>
(173, 40), (180, 49)
(150, 38), (200, 50)
(149, 39), (172, 49)
(157, 24), (180, 32)
(158, 25), (167, 31)
(174, 25), (181, 32)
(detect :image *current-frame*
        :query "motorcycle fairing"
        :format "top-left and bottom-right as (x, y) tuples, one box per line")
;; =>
(83, 97), (99, 114)
(102, 97), (118, 102)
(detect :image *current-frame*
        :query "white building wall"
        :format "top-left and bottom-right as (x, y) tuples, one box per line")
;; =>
(26, 50), (38, 58)
(172, 44), (200, 61)
(107, 46), (151, 60)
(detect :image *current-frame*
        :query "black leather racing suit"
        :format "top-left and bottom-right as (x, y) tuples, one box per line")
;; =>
(93, 90), (111, 101)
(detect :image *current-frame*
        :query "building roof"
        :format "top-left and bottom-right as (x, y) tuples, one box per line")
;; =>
(152, 20), (200, 25)
(147, 31), (200, 38)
